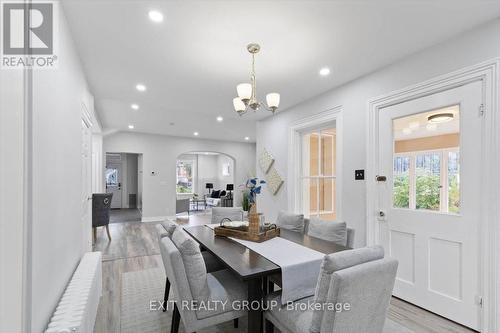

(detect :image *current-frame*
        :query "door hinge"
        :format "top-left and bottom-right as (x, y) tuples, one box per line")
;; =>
(475, 295), (483, 308)
(479, 104), (485, 116)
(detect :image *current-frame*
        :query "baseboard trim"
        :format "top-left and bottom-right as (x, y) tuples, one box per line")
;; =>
(141, 216), (167, 223)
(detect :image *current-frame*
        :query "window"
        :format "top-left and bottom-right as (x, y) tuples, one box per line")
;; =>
(392, 106), (460, 214)
(105, 168), (118, 186)
(393, 149), (459, 213)
(176, 160), (194, 194)
(301, 127), (336, 219)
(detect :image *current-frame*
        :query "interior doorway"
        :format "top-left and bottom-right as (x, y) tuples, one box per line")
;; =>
(105, 152), (142, 223)
(175, 151), (236, 216)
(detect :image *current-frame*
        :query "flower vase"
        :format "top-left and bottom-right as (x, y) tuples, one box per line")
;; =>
(248, 203), (260, 235)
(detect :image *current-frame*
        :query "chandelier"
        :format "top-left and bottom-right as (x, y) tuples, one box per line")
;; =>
(233, 43), (280, 116)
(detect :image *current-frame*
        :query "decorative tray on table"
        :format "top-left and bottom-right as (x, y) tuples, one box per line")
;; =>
(214, 220), (280, 243)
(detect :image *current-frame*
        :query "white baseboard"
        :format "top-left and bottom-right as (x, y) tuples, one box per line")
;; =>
(141, 216), (167, 223)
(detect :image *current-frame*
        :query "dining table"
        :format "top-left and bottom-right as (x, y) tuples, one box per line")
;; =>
(183, 225), (350, 333)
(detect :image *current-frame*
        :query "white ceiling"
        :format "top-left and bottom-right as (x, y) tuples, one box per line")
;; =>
(62, 0), (500, 142)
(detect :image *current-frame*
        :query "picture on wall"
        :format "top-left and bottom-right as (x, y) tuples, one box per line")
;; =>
(267, 167), (284, 195)
(259, 148), (275, 174)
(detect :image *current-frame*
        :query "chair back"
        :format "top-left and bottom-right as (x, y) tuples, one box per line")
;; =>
(211, 207), (243, 224)
(92, 193), (113, 228)
(304, 218), (355, 247)
(321, 258), (398, 333)
(159, 237), (199, 326)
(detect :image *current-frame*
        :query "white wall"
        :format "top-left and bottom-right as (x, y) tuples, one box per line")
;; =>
(103, 132), (255, 220)
(29, 8), (95, 333)
(0, 65), (25, 333)
(257, 18), (500, 248)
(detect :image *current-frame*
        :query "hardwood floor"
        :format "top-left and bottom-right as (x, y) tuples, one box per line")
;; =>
(92, 215), (476, 333)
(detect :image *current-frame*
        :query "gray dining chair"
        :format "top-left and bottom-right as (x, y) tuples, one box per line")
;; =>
(160, 229), (246, 333)
(211, 207), (244, 224)
(269, 216), (356, 293)
(304, 217), (356, 248)
(276, 211), (305, 232)
(156, 220), (225, 312)
(264, 246), (398, 333)
(92, 193), (113, 243)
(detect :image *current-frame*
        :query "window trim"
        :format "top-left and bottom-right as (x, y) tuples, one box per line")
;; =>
(287, 106), (343, 220)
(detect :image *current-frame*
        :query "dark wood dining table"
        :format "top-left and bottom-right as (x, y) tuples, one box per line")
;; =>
(184, 225), (349, 333)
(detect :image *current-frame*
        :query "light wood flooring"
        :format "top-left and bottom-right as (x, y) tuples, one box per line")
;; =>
(92, 213), (476, 333)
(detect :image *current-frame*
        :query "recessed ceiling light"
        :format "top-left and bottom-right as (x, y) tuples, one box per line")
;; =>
(244, 136), (250, 141)
(131, 104), (139, 110)
(128, 125), (135, 129)
(193, 132), (199, 136)
(136, 83), (146, 92)
(319, 67), (330, 76)
(148, 10), (163, 23)
(216, 116), (223, 122)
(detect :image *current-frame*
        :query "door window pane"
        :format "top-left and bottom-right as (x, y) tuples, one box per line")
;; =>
(415, 153), (441, 211)
(392, 105), (460, 214)
(393, 156), (410, 208)
(448, 151), (460, 213)
(106, 168), (118, 185)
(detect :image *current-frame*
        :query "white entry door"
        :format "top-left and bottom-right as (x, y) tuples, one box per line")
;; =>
(377, 81), (483, 330)
(106, 160), (122, 209)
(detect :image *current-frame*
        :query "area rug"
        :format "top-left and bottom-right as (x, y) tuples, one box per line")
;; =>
(121, 268), (413, 333)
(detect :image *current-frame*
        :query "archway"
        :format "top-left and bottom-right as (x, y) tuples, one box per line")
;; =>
(175, 151), (236, 216)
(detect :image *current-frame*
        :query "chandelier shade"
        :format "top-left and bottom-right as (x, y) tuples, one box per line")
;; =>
(233, 98), (246, 113)
(233, 43), (280, 116)
(237, 83), (252, 101)
(266, 93), (280, 109)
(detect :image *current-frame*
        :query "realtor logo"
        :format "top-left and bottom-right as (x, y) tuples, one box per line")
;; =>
(1, 1), (58, 68)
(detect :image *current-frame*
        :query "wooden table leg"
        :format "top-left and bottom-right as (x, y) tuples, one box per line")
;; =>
(248, 277), (263, 333)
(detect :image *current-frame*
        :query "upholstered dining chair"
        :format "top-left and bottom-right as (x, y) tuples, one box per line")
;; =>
(276, 211), (305, 233)
(264, 246), (398, 333)
(211, 207), (244, 224)
(156, 220), (225, 312)
(304, 218), (356, 248)
(269, 215), (356, 293)
(92, 193), (113, 243)
(160, 229), (246, 333)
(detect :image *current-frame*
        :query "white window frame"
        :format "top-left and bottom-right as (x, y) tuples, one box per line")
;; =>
(176, 159), (196, 194)
(288, 106), (343, 219)
(393, 147), (460, 214)
(301, 128), (337, 218)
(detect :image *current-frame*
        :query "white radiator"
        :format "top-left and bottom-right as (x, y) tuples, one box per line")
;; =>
(45, 252), (102, 333)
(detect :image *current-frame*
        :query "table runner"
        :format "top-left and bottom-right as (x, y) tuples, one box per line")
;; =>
(204, 224), (324, 304)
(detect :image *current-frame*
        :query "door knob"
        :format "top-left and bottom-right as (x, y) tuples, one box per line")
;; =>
(376, 175), (387, 182)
